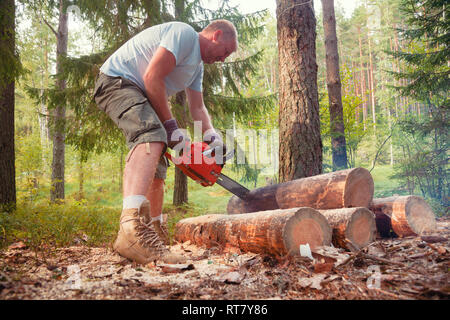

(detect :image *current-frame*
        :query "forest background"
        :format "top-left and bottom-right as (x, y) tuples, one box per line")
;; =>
(1, 0), (448, 249)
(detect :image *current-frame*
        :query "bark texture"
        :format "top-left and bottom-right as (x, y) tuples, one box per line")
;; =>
(318, 207), (376, 250)
(227, 167), (374, 215)
(370, 196), (437, 237)
(321, 0), (347, 170)
(175, 207), (332, 256)
(0, 0), (16, 209)
(172, 91), (188, 205)
(276, 0), (322, 182)
(51, 0), (68, 202)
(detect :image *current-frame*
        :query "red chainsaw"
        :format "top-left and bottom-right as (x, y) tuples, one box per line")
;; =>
(164, 141), (250, 200)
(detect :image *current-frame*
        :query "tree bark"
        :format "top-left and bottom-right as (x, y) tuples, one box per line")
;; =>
(0, 0), (16, 210)
(321, 0), (348, 170)
(318, 207), (376, 250)
(227, 167), (374, 214)
(370, 196), (437, 237)
(276, 0), (322, 182)
(175, 207), (332, 256)
(50, 0), (68, 202)
(358, 27), (367, 129)
(172, 91), (188, 205)
(368, 35), (376, 126)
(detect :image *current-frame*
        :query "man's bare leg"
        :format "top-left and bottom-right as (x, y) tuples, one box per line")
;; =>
(146, 177), (169, 244)
(123, 142), (164, 198)
(147, 178), (165, 219)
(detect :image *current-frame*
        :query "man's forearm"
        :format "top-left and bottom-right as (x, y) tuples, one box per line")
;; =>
(143, 77), (173, 122)
(190, 104), (214, 134)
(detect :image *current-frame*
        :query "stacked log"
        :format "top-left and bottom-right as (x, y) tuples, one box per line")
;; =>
(175, 207), (332, 256)
(369, 195), (437, 237)
(227, 167), (374, 214)
(174, 167), (437, 256)
(318, 207), (377, 250)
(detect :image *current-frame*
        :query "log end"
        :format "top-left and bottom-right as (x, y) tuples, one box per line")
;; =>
(282, 208), (332, 255)
(345, 207), (377, 249)
(393, 196), (437, 237)
(343, 167), (374, 208)
(226, 195), (247, 215)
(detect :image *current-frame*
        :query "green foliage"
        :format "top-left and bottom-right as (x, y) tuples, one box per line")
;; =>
(0, 200), (119, 250)
(319, 67), (369, 169)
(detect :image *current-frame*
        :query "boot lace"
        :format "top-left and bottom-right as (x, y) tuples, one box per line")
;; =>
(135, 217), (167, 254)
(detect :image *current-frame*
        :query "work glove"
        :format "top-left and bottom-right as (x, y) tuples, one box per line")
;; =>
(203, 129), (227, 166)
(163, 119), (190, 150)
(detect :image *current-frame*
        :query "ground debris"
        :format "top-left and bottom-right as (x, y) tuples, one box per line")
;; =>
(0, 217), (449, 300)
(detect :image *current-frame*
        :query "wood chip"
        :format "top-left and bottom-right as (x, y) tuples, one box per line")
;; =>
(421, 235), (447, 243)
(158, 263), (194, 273)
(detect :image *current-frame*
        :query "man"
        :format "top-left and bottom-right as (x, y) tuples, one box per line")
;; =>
(94, 20), (238, 264)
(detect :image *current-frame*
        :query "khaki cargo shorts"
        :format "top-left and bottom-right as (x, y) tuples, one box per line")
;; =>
(93, 72), (169, 180)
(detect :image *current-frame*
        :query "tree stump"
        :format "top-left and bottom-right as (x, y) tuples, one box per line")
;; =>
(227, 168), (374, 214)
(369, 196), (436, 237)
(318, 207), (377, 250)
(174, 207), (332, 256)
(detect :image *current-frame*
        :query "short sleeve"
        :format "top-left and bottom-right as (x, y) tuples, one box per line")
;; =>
(159, 24), (196, 65)
(188, 63), (204, 92)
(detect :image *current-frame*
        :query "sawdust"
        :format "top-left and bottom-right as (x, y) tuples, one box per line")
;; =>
(0, 217), (449, 300)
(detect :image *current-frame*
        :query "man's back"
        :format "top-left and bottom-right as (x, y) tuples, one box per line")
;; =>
(100, 21), (204, 96)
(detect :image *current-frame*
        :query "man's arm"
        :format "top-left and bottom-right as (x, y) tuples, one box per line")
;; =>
(185, 87), (214, 134)
(143, 47), (176, 122)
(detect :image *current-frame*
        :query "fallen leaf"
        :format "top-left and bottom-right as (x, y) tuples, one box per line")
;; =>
(313, 262), (334, 273)
(297, 274), (327, 290)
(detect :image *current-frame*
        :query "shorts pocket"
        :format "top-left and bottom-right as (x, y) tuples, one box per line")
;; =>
(117, 101), (164, 143)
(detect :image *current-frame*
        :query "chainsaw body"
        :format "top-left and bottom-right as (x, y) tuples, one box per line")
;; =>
(164, 141), (222, 187)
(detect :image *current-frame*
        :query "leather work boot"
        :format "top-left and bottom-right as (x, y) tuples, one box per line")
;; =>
(139, 202), (170, 245)
(113, 200), (185, 265)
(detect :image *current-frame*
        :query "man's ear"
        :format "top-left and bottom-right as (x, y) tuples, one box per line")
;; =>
(212, 29), (223, 42)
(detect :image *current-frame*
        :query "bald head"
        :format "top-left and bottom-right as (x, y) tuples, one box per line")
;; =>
(199, 19), (238, 64)
(202, 20), (238, 46)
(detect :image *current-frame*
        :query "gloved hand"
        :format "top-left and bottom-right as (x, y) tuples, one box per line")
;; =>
(203, 130), (227, 166)
(163, 119), (190, 149)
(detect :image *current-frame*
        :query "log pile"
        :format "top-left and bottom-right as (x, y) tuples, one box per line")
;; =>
(174, 167), (437, 257)
(369, 195), (437, 237)
(175, 207), (332, 255)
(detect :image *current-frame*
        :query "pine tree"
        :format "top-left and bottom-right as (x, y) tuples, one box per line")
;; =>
(0, 0), (21, 210)
(321, 0), (348, 170)
(389, 0), (449, 206)
(276, 0), (323, 181)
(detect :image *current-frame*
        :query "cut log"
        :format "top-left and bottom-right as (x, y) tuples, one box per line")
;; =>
(369, 196), (436, 237)
(227, 167), (374, 214)
(174, 207), (332, 256)
(318, 208), (377, 250)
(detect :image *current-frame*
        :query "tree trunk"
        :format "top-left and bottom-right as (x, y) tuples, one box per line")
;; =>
(276, 0), (322, 182)
(358, 27), (367, 129)
(318, 207), (376, 250)
(50, 0), (68, 202)
(370, 196), (437, 237)
(227, 167), (374, 214)
(0, 0), (16, 210)
(368, 35), (376, 126)
(321, 0), (348, 171)
(175, 207), (332, 256)
(173, 91), (188, 205)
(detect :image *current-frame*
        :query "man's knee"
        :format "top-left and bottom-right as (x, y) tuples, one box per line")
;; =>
(126, 142), (165, 163)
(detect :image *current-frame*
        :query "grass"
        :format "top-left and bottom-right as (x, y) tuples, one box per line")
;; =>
(2, 164), (415, 251)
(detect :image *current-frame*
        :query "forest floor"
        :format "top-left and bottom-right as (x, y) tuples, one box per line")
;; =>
(0, 217), (448, 300)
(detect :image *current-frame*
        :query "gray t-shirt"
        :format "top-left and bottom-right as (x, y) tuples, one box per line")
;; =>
(100, 22), (204, 96)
